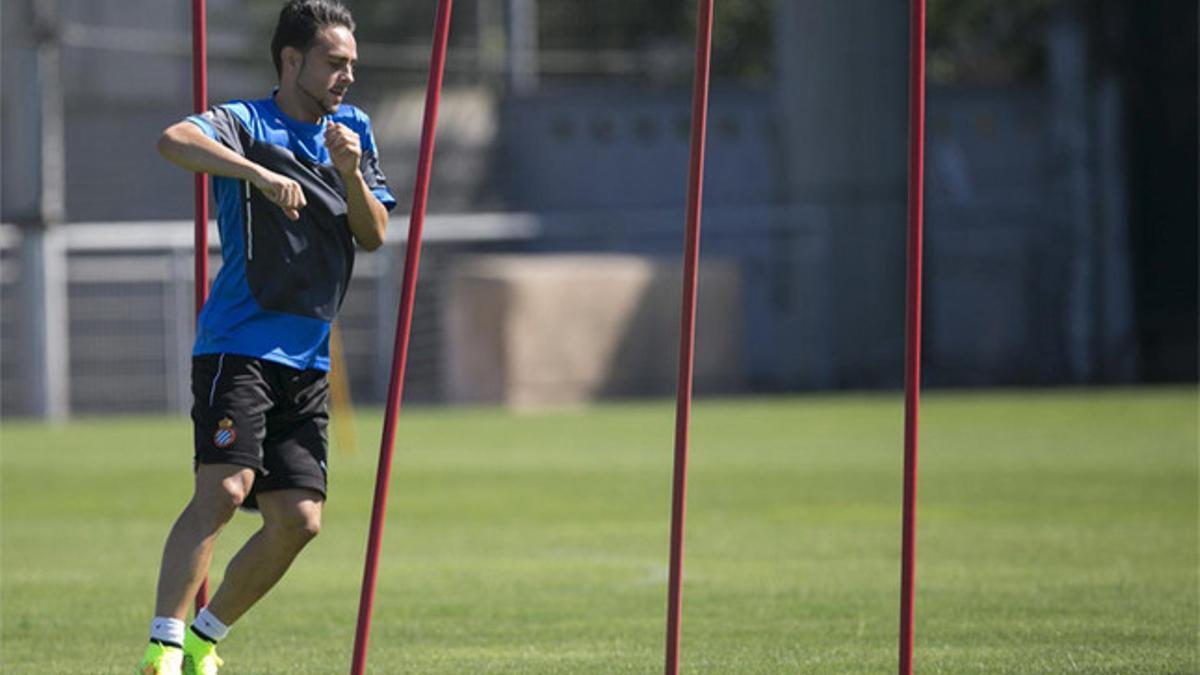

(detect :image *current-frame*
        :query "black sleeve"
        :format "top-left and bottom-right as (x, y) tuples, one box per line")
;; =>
(188, 105), (253, 156)
(360, 148), (389, 193)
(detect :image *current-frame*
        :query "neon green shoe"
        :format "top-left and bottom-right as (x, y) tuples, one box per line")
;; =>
(182, 629), (224, 675)
(137, 641), (183, 675)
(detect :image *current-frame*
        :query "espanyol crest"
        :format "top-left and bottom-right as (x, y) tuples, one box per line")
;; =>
(214, 417), (238, 448)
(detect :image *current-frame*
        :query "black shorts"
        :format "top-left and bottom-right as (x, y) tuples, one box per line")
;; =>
(192, 353), (330, 508)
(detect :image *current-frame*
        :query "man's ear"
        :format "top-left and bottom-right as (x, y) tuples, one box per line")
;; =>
(281, 45), (304, 76)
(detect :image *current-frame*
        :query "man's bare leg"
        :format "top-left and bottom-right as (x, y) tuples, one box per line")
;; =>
(204, 488), (324, 625)
(154, 464), (256, 620)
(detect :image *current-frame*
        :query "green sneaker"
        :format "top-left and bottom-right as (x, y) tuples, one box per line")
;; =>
(182, 629), (224, 675)
(137, 641), (183, 675)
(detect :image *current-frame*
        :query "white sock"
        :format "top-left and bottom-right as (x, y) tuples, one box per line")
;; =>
(191, 607), (230, 643)
(150, 617), (186, 648)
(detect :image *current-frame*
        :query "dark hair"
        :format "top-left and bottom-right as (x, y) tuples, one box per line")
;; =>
(271, 0), (356, 76)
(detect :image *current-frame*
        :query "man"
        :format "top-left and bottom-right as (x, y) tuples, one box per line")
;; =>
(138, 2), (395, 673)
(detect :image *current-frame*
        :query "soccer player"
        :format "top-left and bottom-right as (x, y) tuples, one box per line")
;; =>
(138, 2), (395, 673)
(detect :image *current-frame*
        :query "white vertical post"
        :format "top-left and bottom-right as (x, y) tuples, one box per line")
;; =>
(15, 0), (69, 420)
(35, 0), (65, 227)
(476, 1), (506, 83)
(507, 0), (538, 94)
(19, 228), (68, 419)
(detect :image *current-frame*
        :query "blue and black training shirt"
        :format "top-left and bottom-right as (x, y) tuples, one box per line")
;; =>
(186, 94), (397, 372)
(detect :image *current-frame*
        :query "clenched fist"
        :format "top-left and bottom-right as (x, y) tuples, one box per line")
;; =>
(324, 120), (362, 178)
(252, 168), (306, 221)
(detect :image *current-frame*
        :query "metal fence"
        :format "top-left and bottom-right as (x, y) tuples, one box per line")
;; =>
(0, 216), (537, 416)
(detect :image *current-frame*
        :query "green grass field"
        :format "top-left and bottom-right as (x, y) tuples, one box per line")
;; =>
(2, 389), (1196, 673)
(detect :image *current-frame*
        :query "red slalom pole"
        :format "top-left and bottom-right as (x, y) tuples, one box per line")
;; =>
(664, 1), (714, 673)
(898, 1), (926, 673)
(191, 0), (210, 614)
(350, 1), (454, 673)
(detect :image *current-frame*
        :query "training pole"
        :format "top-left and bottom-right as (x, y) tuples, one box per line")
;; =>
(191, 0), (210, 613)
(663, 1), (714, 673)
(898, 1), (926, 674)
(350, 1), (454, 673)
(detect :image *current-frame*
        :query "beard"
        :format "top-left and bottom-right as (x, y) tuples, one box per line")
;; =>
(299, 81), (338, 115)
(297, 58), (341, 115)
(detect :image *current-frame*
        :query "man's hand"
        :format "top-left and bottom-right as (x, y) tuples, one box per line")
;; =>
(252, 168), (306, 221)
(324, 121), (362, 178)
(158, 121), (306, 221)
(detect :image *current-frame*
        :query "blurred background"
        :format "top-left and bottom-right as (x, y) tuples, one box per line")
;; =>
(1, 0), (1196, 419)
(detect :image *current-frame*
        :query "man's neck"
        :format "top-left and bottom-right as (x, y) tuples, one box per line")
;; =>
(273, 86), (323, 125)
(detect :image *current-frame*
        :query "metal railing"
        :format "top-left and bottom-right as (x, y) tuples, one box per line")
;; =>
(0, 215), (538, 416)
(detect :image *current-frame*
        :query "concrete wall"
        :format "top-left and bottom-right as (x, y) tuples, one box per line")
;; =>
(443, 254), (742, 407)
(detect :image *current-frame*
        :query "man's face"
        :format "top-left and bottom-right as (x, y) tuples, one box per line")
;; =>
(294, 25), (357, 115)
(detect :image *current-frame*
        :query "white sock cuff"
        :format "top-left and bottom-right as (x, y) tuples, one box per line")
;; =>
(150, 617), (186, 647)
(191, 607), (231, 643)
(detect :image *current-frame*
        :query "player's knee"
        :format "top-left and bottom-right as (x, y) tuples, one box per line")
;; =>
(272, 509), (321, 547)
(220, 483), (249, 512)
(192, 466), (255, 524)
(185, 490), (241, 532)
(198, 484), (246, 522)
(298, 513), (321, 542)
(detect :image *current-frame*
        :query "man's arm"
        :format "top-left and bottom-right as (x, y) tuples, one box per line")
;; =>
(324, 122), (388, 251)
(158, 121), (307, 221)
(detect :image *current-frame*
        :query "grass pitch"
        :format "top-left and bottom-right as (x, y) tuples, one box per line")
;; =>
(2, 389), (1196, 673)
